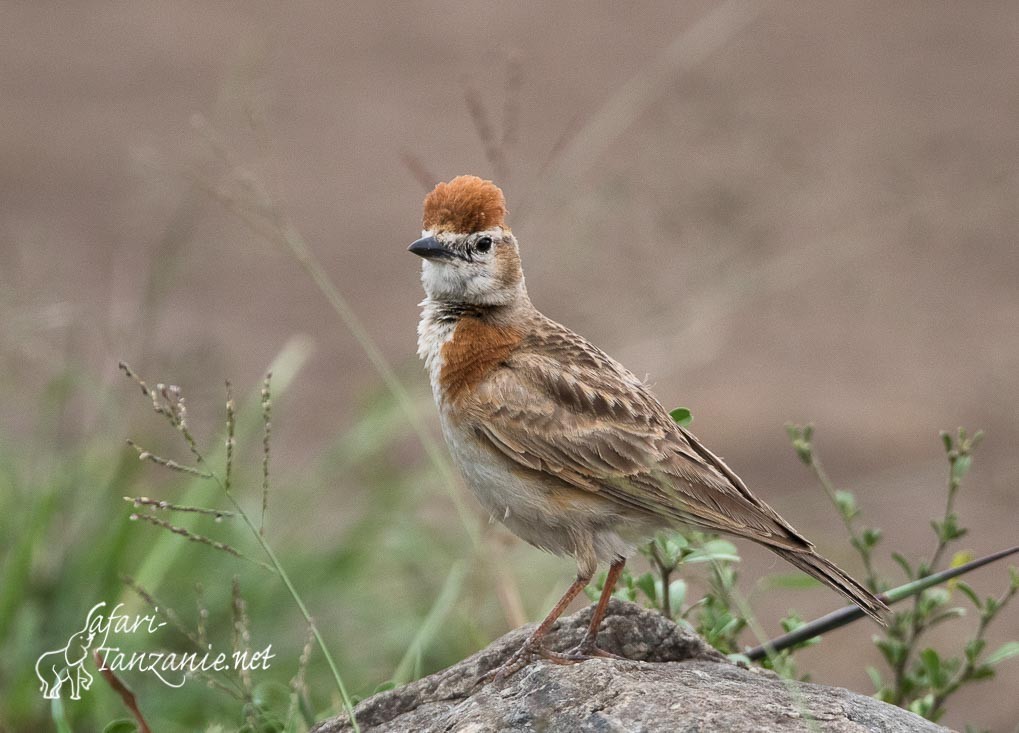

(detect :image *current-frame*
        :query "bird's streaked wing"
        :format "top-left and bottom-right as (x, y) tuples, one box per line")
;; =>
(465, 319), (811, 551)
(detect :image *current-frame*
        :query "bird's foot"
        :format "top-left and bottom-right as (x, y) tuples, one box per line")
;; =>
(541, 640), (626, 664)
(482, 640), (543, 684)
(481, 637), (626, 686)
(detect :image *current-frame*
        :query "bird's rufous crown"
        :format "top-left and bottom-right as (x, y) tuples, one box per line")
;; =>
(422, 175), (507, 234)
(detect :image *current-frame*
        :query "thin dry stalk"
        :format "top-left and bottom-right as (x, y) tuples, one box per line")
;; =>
(125, 439), (212, 478)
(119, 361), (208, 469)
(122, 576), (246, 700)
(501, 52), (522, 153)
(399, 150), (439, 192)
(225, 380), (237, 494)
(520, 0), (763, 225)
(260, 372), (272, 535)
(94, 651), (152, 733)
(195, 582), (209, 648)
(129, 512), (271, 570)
(464, 85), (507, 181)
(231, 577), (255, 708)
(286, 624), (316, 729)
(123, 496), (232, 520)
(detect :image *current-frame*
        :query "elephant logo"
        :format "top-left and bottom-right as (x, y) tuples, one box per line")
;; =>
(35, 602), (106, 700)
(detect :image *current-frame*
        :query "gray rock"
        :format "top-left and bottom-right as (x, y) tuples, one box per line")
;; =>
(313, 599), (950, 733)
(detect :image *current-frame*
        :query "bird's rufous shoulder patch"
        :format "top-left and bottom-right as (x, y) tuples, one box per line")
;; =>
(439, 317), (521, 403)
(423, 175), (507, 234)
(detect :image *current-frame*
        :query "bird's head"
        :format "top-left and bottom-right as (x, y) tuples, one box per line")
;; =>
(409, 175), (525, 306)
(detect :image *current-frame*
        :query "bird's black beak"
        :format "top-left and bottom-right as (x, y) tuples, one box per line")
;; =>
(408, 236), (452, 261)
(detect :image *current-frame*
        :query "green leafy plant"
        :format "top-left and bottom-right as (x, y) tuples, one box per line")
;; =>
(593, 417), (1018, 728)
(777, 426), (1018, 724)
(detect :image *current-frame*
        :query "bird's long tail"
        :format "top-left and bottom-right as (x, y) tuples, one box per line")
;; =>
(771, 548), (889, 625)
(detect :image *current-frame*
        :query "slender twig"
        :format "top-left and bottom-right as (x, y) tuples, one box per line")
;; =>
(464, 84), (507, 181)
(260, 373), (272, 535)
(811, 454), (878, 589)
(94, 651), (152, 733)
(398, 150), (438, 191)
(891, 430), (982, 703)
(648, 541), (675, 620)
(224, 381), (236, 494)
(929, 580), (1018, 716)
(745, 546), (1019, 661)
(518, 0), (764, 225)
(501, 52), (522, 154)
(198, 173), (480, 548)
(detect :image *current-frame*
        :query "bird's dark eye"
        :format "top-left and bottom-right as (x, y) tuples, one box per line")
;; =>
(475, 236), (493, 253)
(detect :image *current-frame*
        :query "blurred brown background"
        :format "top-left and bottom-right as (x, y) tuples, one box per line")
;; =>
(3, 2), (1017, 730)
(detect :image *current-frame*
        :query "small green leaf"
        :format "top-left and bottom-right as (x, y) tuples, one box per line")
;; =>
(635, 572), (657, 601)
(931, 514), (967, 543)
(891, 552), (915, 580)
(779, 613), (805, 633)
(908, 693), (934, 717)
(865, 665), (884, 691)
(686, 547), (741, 564)
(951, 453), (973, 482)
(970, 664), (996, 680)
(669, 407), (693, 426)
(954, 581), (982, 610)
(51, 699), (73, 733)
(252, 680), (290, 712)
(920, 647), (942, 675)
(926, 607), (967, 628)
(668, 579), (687, 611)
(102, 722), (139, 733)
(985, 641), (1019, 666)
(874, 636), (907, 666)
(984, 596), (1002, 616)
(918, 587), (951, 614)
(939, 430), (953, 453)
(698, 538), (738, 556)
(783, 422), (815, 463)
(860, 526), (882, 548)
(834, 490), (858, 519)
(965, 638), (987, 662)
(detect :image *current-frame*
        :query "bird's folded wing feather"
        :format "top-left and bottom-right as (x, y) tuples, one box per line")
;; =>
(466, 330), (810, 550)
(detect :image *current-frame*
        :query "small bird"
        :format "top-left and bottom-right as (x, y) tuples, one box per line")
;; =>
(411, 175), (887, 680)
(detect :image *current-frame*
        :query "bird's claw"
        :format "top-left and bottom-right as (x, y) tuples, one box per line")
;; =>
(480, 637), (627, 687)
(476, 632), (627, 689)
(541, 642), (626, 664)
(481, 641), (542, 684)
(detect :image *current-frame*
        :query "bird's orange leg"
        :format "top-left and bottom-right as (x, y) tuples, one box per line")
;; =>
(488, 573), (591, 682)
(543, 557), (627, 663)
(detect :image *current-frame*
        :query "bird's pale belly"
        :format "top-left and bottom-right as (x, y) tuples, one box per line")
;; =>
(439, 412), (657, 575)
